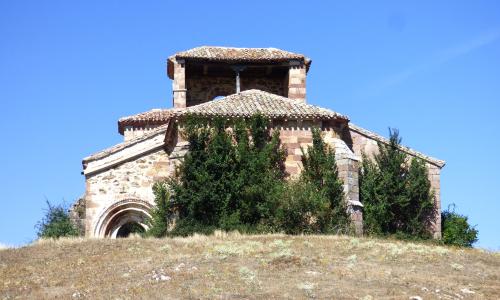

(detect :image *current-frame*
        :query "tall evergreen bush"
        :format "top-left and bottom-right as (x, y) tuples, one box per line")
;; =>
(150, 118), (351, 236)
(299, 128), (348, 232)
(359, 129), (435, 238)
(167, 114), (286, 235)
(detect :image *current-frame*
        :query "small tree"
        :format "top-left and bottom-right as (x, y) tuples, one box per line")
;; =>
(301, 128), (348, 231)
(171, 116), (239, 229)
(404, 157), (436, 236)
(146, 182), (171, 237)
(441, 204), (478, 247)
(360, 129), (436, 238)
(36, 200), (78, 239)
(359, 155), (386, 235)
(274, 180), (331, 234)
(372, 129), (408, 234)
(234, 117), (286, 226)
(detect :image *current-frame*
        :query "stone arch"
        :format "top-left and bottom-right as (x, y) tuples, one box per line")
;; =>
(205, 85), (235, 103)
(94, 198), (153, 238)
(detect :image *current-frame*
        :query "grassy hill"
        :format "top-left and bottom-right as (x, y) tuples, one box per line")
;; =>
(1, 233), (499, 299)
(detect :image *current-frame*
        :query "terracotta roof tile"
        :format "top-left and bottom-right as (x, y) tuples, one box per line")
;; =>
(118, 109), (179, 134)
(167, 46), (312, 79)
(118, 90), (348, 134)
(174, 46), (311, 64)
(181, 90), (348, 120)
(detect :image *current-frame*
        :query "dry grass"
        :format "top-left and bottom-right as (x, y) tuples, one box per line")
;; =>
(1, 232), (499, 299)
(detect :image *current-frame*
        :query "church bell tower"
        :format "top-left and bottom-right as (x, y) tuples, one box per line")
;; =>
(166, 46), (311, 108)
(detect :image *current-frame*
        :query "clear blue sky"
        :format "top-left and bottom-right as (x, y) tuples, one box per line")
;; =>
(1, 1), (499, 249)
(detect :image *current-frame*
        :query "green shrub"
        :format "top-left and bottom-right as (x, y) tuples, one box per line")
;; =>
(36, 200), (78, 239)
(146, 182), (172, 237)
(441, 205), (478, 247)
(273, 180), (339, 234)
(168, 219), (218, 237)
(360, 129), (435, 239)
(154, 117), (354, 236)
(404, 157), (436, 236)
(168, 114), (286, 236)
(299, 128), (349, 232)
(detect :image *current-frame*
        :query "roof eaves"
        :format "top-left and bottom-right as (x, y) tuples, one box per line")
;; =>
(118, 109), (178, 134)
(168, 46), (312, 79)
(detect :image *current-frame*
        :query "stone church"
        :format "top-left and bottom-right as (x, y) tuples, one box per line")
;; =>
(75, 46), (445, 238)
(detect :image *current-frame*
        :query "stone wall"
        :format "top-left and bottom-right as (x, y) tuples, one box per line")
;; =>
(273, 120), (347, 177)
(84, 148), (172, 236)
(288, 62), (307, 102)
(172, 59), (187, 108)
(69, 197), (86, 236)
(186, 75), (287, 106)
(427, 164), (442, 238)
(277, 122), (316, 177)
(348, 128), (379, 160)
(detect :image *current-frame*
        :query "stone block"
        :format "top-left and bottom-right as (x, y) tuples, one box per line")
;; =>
(297, 139), (312, 146)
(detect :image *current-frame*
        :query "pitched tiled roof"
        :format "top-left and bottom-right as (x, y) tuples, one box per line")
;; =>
(176, 46), (310, 62)
(118, 90), (348, 134)
(168, 46), (311, 79)
(118, 108), (179, 134)
(181, 90), (348, 120)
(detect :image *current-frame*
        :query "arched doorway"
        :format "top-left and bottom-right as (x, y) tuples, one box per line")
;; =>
(116, 222), (145, 238)
(94, 199), (152, 238)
